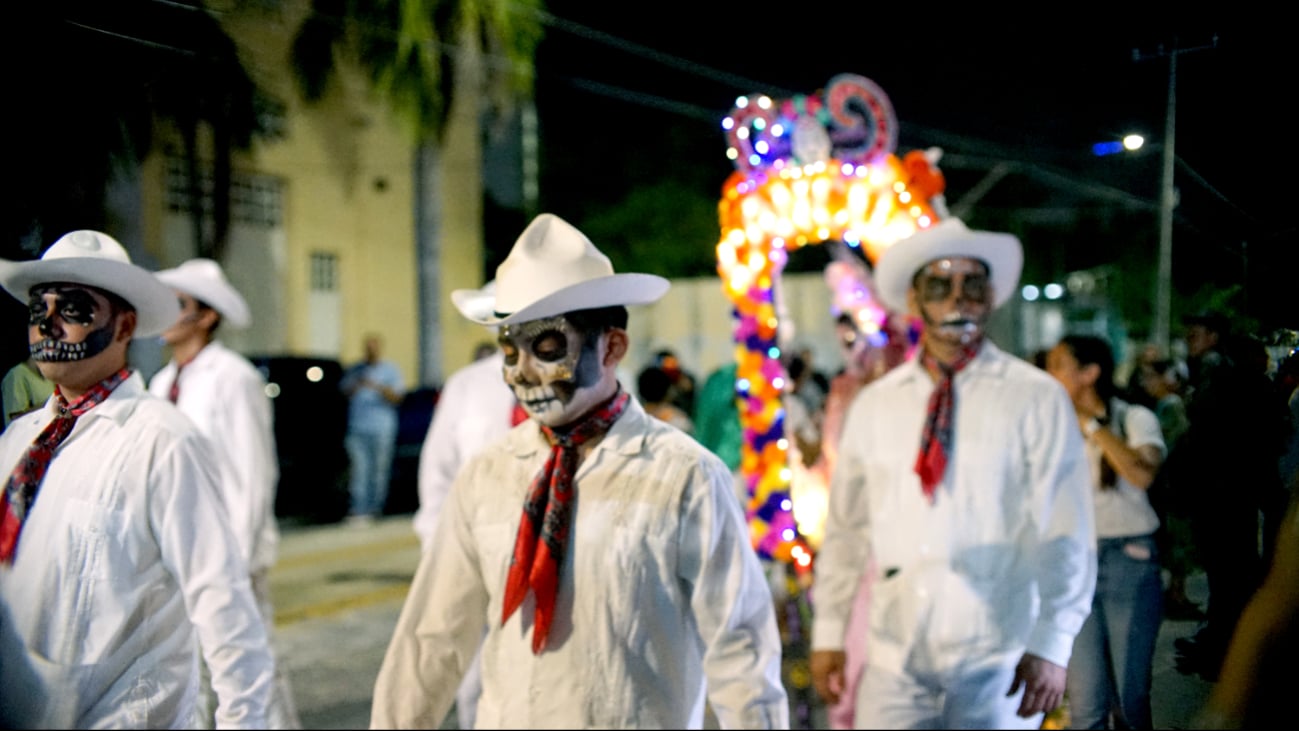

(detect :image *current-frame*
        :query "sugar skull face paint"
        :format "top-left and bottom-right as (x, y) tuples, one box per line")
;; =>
(27, 284), (119, 362)
(498, 315), (605, 427)
(911, 257), (993, 346)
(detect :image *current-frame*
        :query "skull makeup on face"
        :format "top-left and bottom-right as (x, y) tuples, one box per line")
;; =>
(911, 257), (993, 346)
(27, 284), (120, 362)
(498, 315), (607, 427)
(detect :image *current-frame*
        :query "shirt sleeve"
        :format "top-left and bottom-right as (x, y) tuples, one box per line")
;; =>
(383, 362), (407, 398)
(215, 366), (279, 569)
(414, 372), (468, 550)
(151, 430), (273, 729)
(810, 395), (873, 651)
(677, 456), (790, 729)
(1024, 381), (1098, 668)
(372, 461), (489, 729)
(1124, 403), (1167, 455)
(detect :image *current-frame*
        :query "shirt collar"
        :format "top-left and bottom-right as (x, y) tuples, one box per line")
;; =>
(46, 370), (147, 429)
(892, 338), (1014, 385)
(506, 386), (650, 459)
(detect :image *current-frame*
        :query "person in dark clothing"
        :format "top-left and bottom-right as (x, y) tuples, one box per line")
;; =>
(1167, 312), (1290, 680)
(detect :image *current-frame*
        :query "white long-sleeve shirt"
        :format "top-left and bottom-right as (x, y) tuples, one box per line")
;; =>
(149, 341), (280, 573)
(372, 396), (789, 729)
(812, 341), (1096, 675)
(412, 350), (515, 551)
(0, 372), (273, 728)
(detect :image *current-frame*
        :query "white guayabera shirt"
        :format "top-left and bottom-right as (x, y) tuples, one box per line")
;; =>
(149, 340), (280, 574)
(813, 341), (1098, 676)
(372, 397), (790, 729)
(0, 373), (273, 729)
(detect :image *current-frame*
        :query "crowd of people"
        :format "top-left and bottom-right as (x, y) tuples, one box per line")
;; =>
(0, 213), (1295, 730)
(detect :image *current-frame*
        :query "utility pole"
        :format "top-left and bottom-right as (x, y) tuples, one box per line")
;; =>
(1134, 35), (1217, 353)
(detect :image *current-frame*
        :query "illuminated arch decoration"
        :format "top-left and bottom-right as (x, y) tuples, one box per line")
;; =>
(715, 73), (947, 570)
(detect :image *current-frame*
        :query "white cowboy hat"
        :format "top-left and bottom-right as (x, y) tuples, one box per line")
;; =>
(873, 217), (1022, 313)
(0, 230), (180, 338)
(452, 213), (669, 326)
(155, 258), (252, 329)
(449, 279), (498, 324)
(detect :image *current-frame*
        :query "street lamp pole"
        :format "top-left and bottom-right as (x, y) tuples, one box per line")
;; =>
(1153, 51), (1177, 353)
(1136, 36), (1216, 353)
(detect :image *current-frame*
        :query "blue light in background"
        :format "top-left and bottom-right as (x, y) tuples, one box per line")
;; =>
(1092, 141), (1124, 156)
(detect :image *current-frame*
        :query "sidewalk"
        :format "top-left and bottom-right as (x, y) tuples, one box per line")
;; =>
(1150, 570), (1215, 730)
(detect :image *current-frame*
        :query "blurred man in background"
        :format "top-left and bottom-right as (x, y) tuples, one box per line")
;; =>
(149, 257), (299, 728)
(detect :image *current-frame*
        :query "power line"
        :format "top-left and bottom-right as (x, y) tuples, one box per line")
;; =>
(63, 19), (198, 56)
(518, 4), (799, 99)
(1175, 156), (1261, 227)
(558, 76), (723, 122)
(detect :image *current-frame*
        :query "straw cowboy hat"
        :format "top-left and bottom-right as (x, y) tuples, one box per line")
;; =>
(873, 217), (1022, 313)
(453, 213), (669, 326)
(154, 258), (252, 329)
(0, 230), (180, 338)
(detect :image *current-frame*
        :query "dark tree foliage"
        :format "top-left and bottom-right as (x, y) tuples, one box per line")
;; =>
(5, 1), (269, 263)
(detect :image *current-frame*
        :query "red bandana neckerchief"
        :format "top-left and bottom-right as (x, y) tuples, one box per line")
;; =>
(913, 343), (980, 504)
(0, 367), (132, 562)
(511, 400), (529, 426)
(168, 357), (194, 404)
(501, 388), (630, 654)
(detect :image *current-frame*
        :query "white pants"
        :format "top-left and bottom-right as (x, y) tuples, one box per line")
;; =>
(855, 657), (1042, 729)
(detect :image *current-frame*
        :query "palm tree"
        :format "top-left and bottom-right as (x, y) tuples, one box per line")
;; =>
(289, 0), (543, 383)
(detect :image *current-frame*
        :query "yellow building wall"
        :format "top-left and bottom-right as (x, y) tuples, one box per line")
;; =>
(230, 3), (418, 383)
(136, 1), (491, 387)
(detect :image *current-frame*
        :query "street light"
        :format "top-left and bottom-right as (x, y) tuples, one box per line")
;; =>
(1091, 133), (1145, 157)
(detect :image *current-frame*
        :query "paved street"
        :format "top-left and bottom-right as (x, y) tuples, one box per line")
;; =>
(269, 515), (1213, 729)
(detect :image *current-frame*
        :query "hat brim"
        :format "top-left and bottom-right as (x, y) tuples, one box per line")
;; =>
(874, 222), (1022, 313)
(155, 268), (251, 329)
(0, 257), (181, 338)
(454, 273), (669, 326)
(450, 286), (498, 324)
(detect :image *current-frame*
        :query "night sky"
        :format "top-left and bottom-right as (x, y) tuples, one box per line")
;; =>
(524, 4), (1295, 332)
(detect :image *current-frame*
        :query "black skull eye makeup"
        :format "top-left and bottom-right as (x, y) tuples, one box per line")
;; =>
(27, 287), (100, 327)
(918, 273), (990, 303)
(27, 285), (118, 363)
(530, 330), (569, 362)
(500, 317), (573, 366)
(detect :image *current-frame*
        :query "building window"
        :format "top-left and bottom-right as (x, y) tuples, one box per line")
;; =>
(310, 252), (338, 292)
(255, 94), (288, 140)
(166, 157), (283, 228)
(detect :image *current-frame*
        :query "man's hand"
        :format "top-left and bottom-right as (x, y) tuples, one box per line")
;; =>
(1006, 652), (1067, 718)
(810, 649), (847, 706)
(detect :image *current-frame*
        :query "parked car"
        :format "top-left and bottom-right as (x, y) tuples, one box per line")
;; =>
(386, 385), (438, 516)
(249, 355), (350, 525)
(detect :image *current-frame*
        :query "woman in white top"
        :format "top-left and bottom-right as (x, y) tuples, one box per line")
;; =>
(1047, 334), (1167, 729)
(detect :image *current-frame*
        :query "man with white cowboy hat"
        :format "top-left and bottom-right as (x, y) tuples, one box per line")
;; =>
(372, 213), (788, 729)
(0, 231), (274, 728)
(809, 217), (1095, 729)
(148, 258), (301, 729)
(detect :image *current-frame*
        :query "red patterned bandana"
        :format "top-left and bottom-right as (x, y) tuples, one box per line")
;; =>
(501, 388), (630, 653)
(511, 400), (529, 426)
(0, 367), (132, 562)
(913, 344), (979, 503)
